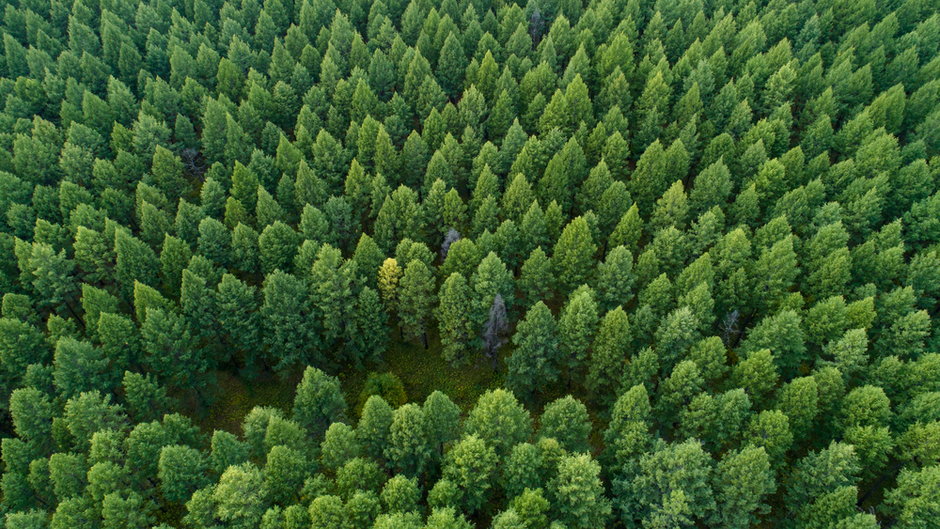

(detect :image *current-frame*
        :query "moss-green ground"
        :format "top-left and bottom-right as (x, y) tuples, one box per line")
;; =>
(190, 333), (506, 435)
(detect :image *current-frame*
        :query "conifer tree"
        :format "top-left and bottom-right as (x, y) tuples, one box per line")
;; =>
(438, 273), (474, 366)
(558, 287), (599, 381)
(347, 286), (388, 366)
(261, 270), (318, 372)
(508, 302), (560, 400)
(438, 34), (467, 98)
(552, 216), (597, 295)
(293, 366), (347, 440)
(519, 247), (554, 309)
(551, 454), (611, 529)
(596, 246), (635, 311)
(539, 396), (591, 453)
(538, 137), (587, 213)
(441, 434), (498, 513)
(471, 251), (514, 337)
(385, 403), (433, 477)
(588, 307), (631, 403)
(398, 259), (434, 348)
(464, 389), (532, 458)
(114, 230), (159, 300)
(216, 274), (261, 372)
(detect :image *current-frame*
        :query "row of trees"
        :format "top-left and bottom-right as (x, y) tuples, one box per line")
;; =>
(7, 366), (933, 529)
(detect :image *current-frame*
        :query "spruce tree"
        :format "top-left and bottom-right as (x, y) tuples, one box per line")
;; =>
(398, 259), (434, 348)
(437, 273), (474, 366)
(552, 216), (597, 295)
(507, 302), (560, 400)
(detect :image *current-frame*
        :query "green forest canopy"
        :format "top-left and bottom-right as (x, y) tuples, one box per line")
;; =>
(0, 0), (939, 527)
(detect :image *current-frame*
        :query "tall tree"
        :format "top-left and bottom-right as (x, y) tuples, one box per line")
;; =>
(385, 403), (433, 477)
(550, 454), (611, 529)
(553, 217), (597, 295)
(508, 302), (560, 400)
(464, 389), (532, 458)
(539, 396), (591, 453)
(588, 307), (631, 404)
(618, 439), (715, 529)
(261, 270), (319, 372)
(438, 273), (475, 366)
(441, 435), (498, 513)
(711, 446), (775, 529)
(398, 259), (434, 348)
(558, 287), (600, 383)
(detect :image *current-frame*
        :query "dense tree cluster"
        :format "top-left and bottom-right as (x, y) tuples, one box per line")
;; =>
(1, 0), (939, 526)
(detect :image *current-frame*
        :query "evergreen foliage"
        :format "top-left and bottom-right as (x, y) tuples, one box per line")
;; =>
(0, 0), (938, 527)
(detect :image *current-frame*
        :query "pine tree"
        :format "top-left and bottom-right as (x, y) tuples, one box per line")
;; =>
(502, 173), (536, 221)
(464, 389), (532, 457)
(618, 438), (715, 528)
(537, 137), (586, 212)
(141, 307), (205, 388)
(385, 404), (433, 477)
(122, 371), (172, 423)
(377, 257), (403, 314)
(588, 307), (631, 404)
(200, 98), (228, 164)
(712, 446), (775, 529)
(258, 221), (300, 274)
(292, 366), (347, 440)
(158, 445), (210, 504)
(114, 230), (159, 300)
(216, 274), (261, 372)
(438, 273), (475, 366)
(441, 434), (498, 513)
(558, 287), (599, 381)
(438, 33), (467, 98)
(552, 216), (597, 295)
(261, 270), (318, 372)
(73, 226), (112, 284)
(689, 159), (733, 216)
(25, 242), (77, 313)
(507, 302), (560, 400)
(539, 396), (591, 453)
(197, 217), (232, 268)
(519, 247), (554, 308)
(551, 454), (611, 529)
(596, 246), (635, 312)
(150, 146), (188, 201)
(310, 245), (356, 349)
(751, 235), (800, 314)
(398, 259), (434, 348)
(213, 463), (267, 528)
(347, 286), (387, 366)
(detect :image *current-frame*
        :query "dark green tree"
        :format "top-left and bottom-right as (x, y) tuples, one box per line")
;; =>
(553, 216), (597, 295)
(508, 302), (560, 400)
(398, 259), (434, 348)
(292, 366), (347, 440)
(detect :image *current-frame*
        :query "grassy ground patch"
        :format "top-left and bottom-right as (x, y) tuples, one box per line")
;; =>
(188, 369), (303, 435)
(346, 333), (506, 411)
(190, 331), (506, 433)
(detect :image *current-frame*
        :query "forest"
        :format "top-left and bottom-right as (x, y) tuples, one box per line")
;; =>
(0, 0), (939, 527)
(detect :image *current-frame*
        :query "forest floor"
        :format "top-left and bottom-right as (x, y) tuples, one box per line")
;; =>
(189, 334), (505, 435)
